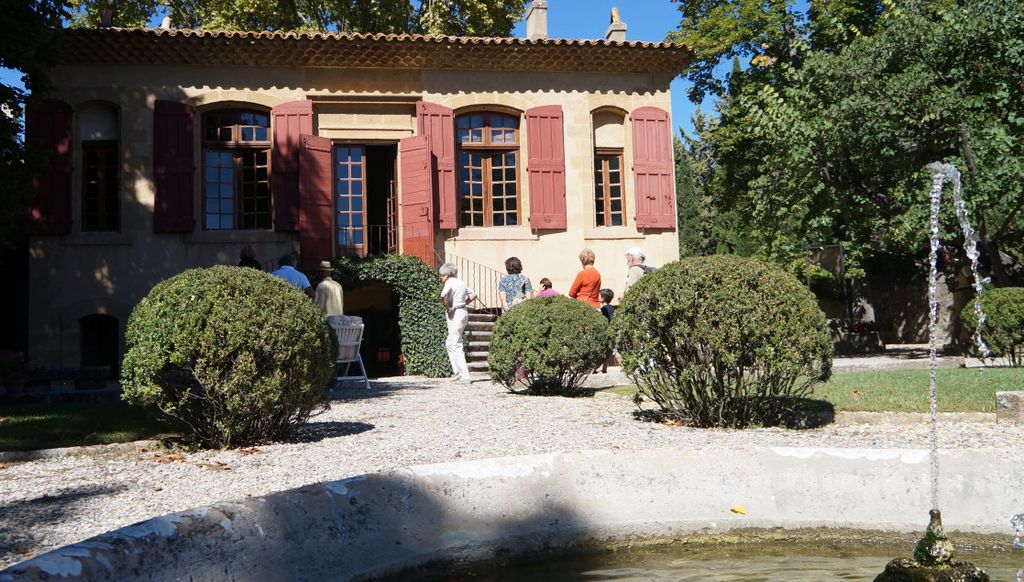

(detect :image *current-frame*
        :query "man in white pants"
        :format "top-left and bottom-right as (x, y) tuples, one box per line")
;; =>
(439, 263), (477, 382)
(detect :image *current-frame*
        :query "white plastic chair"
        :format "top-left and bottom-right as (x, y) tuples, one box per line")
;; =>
(330, 316), (370, 389)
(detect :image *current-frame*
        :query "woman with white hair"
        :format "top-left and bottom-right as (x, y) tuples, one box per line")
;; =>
(439, 263), (477, 382)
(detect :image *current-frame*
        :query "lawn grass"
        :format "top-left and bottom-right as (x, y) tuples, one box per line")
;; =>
(603, 367), (1023, 413)
(0, 401), (174, 452)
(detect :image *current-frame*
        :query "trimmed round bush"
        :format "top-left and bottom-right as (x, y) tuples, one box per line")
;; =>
(488, 296), (610, 395)
(612, 255), (833, 428)
(121, 266), (335, 448)
(961, 287), (1024, 366)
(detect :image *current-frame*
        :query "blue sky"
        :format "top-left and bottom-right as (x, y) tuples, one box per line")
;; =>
(510, 0), (703, 136)
(1, 1), (703, 135)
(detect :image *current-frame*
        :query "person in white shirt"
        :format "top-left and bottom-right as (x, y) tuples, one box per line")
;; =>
(439, 262), (477, 382)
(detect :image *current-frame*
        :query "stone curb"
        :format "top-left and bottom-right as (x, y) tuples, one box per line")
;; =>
(835, 411), (994, 425)
(0, 440), (160, 463)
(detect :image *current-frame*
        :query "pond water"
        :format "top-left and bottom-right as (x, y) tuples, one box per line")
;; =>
(398, 542), (1022, 582)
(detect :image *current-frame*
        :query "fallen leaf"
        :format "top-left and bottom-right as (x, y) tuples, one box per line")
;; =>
(198, 461), (231, 471)
(154, 453), (184, 463)
(84, 432), (98, 441)
(730, 506), (747, 515)
(852, 390), (863, 398)
(238, 447), (260, 455)
(136, 446), (149, 453)
(0, 463), (7, 470)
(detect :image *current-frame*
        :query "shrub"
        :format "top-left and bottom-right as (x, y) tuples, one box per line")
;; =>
(488, 296), (610, 395)
(961, 287), (1024, 366)
(121, 266), (334, 448)
(612, 255), (833, 428)
(331, 254), (450, 377)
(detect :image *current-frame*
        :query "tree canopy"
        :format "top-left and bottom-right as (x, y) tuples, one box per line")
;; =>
(0, 0), (67, 249)
(670, 0), (1024, 283)
(67, 0), (526, 36)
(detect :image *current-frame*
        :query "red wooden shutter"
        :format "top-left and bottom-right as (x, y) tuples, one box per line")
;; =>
(525, 105), (567, 230)
(272, 100), (313, 231)
(298, 134), (334, 271)
(416, 101), (456, 229)
(25, 99), (73, 234)
(631, 106), (676, 229)
(398, 135), (435, 265)
(153, 100), (195, 233)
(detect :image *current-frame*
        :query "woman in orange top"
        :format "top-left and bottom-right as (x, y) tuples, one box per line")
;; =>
(568, 248), (602, 308)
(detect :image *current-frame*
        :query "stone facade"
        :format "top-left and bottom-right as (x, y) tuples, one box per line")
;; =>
(27, 31), (686, 369)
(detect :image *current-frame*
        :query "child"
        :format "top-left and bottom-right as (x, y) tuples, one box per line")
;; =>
(597, 288), (616, 373)
(536, 277), (560, 297)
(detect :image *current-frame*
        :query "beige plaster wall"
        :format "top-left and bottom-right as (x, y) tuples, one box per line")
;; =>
(425, 70), (678, 303)
(29, 64), (677, 366)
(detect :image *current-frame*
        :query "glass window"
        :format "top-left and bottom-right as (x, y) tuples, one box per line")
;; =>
(595, 152), (625, 227)
(335, 145), (367, 252)
(201, 108), (271, 230)
(79, 103), (120, 232)
(456, 111), (520, 227)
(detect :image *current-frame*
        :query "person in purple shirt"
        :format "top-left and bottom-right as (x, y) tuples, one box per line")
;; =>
(535, 277), (560, 297)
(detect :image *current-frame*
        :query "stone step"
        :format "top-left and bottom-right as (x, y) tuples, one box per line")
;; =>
(465, 322), (494, 332)
(465, 330), (493, 339)
(468, 361), (489, 371)
(467, 312), (497, 322)
(467, 352), (489, 362)
(467, 341), (491, 349)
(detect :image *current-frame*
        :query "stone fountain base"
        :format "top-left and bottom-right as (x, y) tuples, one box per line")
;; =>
(2, 447), (1021, 581)
(876, 557), (989, 582)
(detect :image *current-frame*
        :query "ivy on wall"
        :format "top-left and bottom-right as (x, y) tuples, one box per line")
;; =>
(330, 254), (450, 377)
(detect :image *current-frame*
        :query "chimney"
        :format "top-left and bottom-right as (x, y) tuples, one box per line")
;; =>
(525, 0), (548, 40)
(605, 7), (627, 42)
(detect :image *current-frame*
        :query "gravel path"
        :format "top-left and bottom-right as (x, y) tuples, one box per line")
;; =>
(3, 376), (1024, 569)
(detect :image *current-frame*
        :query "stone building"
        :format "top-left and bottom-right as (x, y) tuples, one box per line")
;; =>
(23, 3), (691, 371)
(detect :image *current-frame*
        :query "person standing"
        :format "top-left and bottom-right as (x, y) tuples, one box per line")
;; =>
(314, 261), (344, 323)
(439, 263), (477, 383)
(535, 277), (560, 297)
(238, 245), (262, 270)
(623, 246), (651, 296)
(568, 248), (602, 309)
(270, 253), (314, 299)
(498, 256), (534, 312)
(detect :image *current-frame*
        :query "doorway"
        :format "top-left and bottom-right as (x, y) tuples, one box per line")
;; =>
(334, 143), (397, 257)
(79, 314), (119, 375)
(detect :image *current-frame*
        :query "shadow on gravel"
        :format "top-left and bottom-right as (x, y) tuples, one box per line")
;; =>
(631, 398), (835, 430)
(291, 421), (375, 443)
(0, 484), (128, 564)
(330, 380), (443, 401)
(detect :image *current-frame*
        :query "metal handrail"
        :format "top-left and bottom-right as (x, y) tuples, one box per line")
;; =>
(440, 251), (504, 311)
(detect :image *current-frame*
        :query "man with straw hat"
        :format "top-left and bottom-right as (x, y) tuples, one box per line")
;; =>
(314, 260), (344, 324)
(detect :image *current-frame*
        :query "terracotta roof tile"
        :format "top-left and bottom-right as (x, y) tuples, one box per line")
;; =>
(58, 27), (693, 75)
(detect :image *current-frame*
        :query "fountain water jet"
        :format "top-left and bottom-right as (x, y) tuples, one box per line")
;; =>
(875, 163), (994, 582)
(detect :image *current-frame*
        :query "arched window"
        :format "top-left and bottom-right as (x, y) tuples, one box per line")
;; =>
(79, 103), (120, 231)
(456, 111), (520, 227)
(593, 110), (625, 227)
(202, 108), (271, 230)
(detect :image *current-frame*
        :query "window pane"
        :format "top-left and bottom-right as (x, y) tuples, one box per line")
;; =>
(338, 214), (349, 226)
(338, 197), (349, 211)
(493, 214), (504, 227)
(352, 197), (363, 211)
(352, 164), (362, 179)
(352, 213), (363, 227)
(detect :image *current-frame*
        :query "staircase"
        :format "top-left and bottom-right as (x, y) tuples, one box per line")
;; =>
(465, 310), (497, 373)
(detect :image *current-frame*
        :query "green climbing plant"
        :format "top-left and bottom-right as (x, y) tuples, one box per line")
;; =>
(331, 254), (450, 377)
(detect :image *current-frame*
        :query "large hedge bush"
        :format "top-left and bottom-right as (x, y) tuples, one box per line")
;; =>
(331, 254), (450, 377)
(612, 255), (833, 427)
(121, 266), (335, 448)
(488, 296), (609, 395)
(961, 287), (1024, 366)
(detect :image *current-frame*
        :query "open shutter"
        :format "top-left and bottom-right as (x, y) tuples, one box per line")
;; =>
(416, 101), (456, 229)
(399, 135), (435, 265)
(25, 99), (73, 234)
(298, 134), (334, 272)
(525, 105), (566, 230)
(153, 100), (195, 233)
(631, 106), (675, 229)
(272, 100), (313, 231)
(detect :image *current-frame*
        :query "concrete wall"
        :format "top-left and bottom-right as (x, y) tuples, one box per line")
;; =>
(2, 448), (1021, 581)
(29, 65), (677, 367)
